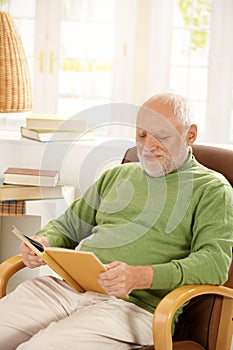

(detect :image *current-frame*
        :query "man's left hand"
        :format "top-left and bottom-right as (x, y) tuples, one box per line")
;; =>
(98, 261), (154, 297)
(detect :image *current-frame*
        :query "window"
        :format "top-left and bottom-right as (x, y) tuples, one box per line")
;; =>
(147, 0), (233, 145)
(0, 0), (136, 114)
(169, 0), (211, 140)
(58, 0), (116, 114)
(1, 0), (233, 145)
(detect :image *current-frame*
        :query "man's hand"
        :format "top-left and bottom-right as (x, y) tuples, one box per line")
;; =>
(98, 261), (154, 297)
(20, 236), (50, 268)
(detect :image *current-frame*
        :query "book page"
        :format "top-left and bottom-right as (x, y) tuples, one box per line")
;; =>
(12, 225), (44, 256)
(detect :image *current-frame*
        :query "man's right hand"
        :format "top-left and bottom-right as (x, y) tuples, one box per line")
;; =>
(20, 236), (50, 268)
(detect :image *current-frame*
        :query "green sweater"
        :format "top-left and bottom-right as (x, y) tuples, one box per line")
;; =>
(36, 152), (233, 325)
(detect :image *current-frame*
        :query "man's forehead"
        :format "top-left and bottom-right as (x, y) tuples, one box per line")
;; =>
(136, 106), (179, 132)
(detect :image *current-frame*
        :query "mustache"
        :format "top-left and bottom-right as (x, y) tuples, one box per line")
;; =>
(141, 150), (166, 157)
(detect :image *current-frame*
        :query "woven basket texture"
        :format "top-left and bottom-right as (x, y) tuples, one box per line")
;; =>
(0, 12), (32, 112)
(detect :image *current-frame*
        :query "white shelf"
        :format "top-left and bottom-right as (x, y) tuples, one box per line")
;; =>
(0, 186), (75, 293)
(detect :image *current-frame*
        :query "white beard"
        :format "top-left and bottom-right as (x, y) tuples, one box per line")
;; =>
(137, 147), (189, 177)
(137, 150), (169, 177)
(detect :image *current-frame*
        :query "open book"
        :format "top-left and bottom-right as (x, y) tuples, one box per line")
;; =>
(11, 225), (107, 294)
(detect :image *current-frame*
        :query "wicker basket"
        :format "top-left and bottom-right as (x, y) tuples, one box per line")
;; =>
(0, 12), (32, 112)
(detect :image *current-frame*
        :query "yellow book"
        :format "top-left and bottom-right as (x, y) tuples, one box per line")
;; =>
(21, 126), (94, 142)
(0, 181), (63, 201)
(11, 225), (107, 294)
(26, 114), (87, 131)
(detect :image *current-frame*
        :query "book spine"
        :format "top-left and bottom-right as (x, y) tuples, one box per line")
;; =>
(0, 200), (25, 216)
(41, 251), (85, 293)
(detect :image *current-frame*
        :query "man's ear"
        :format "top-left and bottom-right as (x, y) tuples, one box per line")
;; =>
(186, 124), (198, 146)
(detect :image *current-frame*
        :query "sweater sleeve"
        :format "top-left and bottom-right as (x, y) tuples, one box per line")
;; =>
(151, 181), (233, 290)
(35, 170), (108, 248)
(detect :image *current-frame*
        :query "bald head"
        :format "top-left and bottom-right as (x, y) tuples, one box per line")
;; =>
(142, 92), (192, 131)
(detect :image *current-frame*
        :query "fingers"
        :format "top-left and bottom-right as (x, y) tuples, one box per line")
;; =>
(22, 253), (45, 268)
(19, 235), (50, 266)
(98, 261), (133, 297)
(20, 242), (45, 268)
(31, 235), (50, 247)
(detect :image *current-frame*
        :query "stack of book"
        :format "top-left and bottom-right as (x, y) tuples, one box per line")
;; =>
(0, 200), (25, 216)
(0, 167), (63, 203)
(20, 114), (93, 142)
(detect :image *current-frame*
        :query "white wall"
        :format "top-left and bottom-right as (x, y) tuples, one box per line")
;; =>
(0, 133), (135, 198)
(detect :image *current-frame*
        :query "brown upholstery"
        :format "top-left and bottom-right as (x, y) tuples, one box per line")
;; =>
(122, 144), (233, 350)
(133, 341), (205, 350)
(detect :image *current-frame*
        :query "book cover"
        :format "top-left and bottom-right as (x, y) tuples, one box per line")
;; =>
(0, 180), (64, 201)
(21, 126), (94, 142)
(11, 225), (108, 295)
(26, 114), (87, 131)
(4, 167), (59, 187)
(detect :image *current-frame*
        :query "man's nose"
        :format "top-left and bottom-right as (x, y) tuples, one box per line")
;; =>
(143, 134), (160, 151)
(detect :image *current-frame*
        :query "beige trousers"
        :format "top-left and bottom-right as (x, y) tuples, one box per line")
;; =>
(0, 276), (153, 350)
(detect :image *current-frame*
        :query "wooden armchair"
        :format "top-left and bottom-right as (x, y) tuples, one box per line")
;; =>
(0, 144), (233, 350)
(122, 144), (233, 350)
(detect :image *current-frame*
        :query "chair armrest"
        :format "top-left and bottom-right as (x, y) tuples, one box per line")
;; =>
(0, 255), (25, 298)
(153, 284), (233, 350)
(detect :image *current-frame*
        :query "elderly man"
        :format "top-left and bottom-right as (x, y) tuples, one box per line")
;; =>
(0, 92), (232, 350)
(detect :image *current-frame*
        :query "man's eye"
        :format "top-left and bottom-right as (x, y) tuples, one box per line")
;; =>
(157, 135), (169, 140)
(137, 131), (146, 138)
(153, 133), (171, 141)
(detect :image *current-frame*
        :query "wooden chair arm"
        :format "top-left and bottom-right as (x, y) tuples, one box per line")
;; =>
(0, 254), (25, 298)
(153, 284), (233, 350)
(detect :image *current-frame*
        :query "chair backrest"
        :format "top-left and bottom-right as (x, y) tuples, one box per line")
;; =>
(122, 144), (233, 350)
